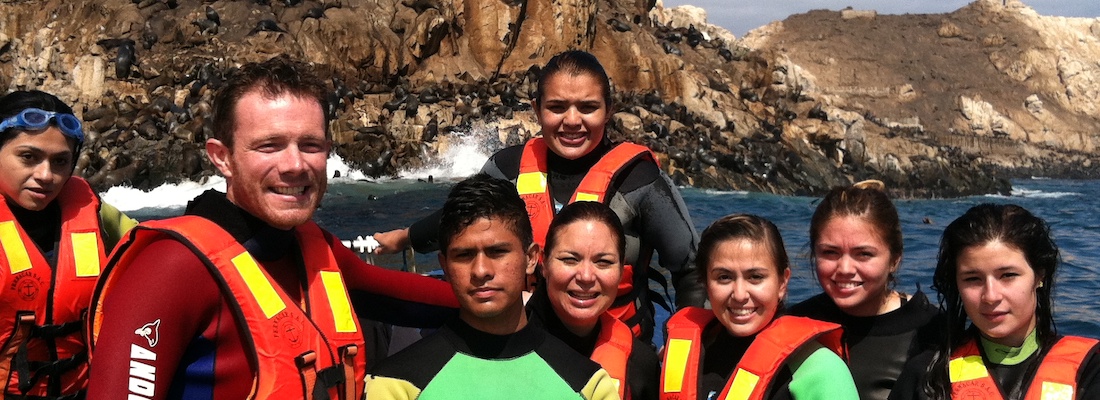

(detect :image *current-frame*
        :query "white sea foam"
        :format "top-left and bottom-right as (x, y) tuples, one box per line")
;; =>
(101, 177), (225, 212)
(101, 136), (493, 212)
(1007, 187), (1080, 199)
(397, 128), (493, 181)
(701, 188), (750, 196)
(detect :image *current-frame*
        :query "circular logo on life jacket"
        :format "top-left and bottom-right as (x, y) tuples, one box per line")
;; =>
(272, 311), (305, 348)
(524, 197), (547, 220)
(10, 273), (43, 302)
(953, 381), (995, 400)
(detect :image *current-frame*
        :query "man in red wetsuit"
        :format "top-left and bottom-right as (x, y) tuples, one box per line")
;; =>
(85, 56), (458, 400)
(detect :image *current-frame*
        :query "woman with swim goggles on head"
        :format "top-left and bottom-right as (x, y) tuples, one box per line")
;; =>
(0, 90), (136, 398)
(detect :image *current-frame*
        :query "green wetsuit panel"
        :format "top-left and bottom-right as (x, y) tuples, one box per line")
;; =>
(420, 352), (582, 400)
(787, 342), (860, 400)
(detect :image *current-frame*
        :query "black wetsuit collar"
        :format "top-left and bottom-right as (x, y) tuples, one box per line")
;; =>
(445, 317), (546, 359)
(184, 189), (296, 261)
(813, 291), (939, 336)
(525, 287), (600, 356)
(7, 198), (61, 257)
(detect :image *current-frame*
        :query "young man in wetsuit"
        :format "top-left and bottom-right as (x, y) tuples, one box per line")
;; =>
(365, 174), (620, 400)
(85, 56), (458, 400)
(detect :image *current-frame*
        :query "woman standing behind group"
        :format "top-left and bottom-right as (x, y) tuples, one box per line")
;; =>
(0, 90), (136, 398)
(890, 204), (1100, 399)
(660, 214), (857, 400)
(789, 180), (943, 399)
(374, 50), (704, 344)
(527, 201), (659, 400)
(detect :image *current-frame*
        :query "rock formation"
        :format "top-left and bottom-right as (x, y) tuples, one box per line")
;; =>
(1, 0), (1097, 197)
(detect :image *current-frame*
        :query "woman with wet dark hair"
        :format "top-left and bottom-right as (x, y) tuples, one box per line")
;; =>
(0, 90), (136, 398)
(890, 203), (1100, 400)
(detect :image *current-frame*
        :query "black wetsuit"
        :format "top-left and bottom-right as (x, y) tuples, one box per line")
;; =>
(527, 288), (660, 400)
(788, 291), (944, 400)
(407, 139), (706, 343)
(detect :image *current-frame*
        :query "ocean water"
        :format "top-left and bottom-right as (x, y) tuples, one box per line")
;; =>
(108, 155), (1100, 346)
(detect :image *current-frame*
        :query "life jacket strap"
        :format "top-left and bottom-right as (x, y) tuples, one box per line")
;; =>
(15, 348), (87, 394)
(296, 351), (319, 399)
(29, 321), (83, 339)
(312, 365), (345, 400)
(338, 345), (358, 400)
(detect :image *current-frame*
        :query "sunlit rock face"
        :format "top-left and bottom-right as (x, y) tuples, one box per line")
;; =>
(2, 0), (1096, 197)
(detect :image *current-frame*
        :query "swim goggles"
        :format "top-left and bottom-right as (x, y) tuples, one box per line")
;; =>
(0, 108), (84, 144)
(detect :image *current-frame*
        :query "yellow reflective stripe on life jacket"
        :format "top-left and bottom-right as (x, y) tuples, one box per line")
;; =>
(1041, 381), (1073, 400)
(574, 192), (600, 202)
(516, 172), (547, 195)
(0, 221), (31, 274)
(231, 251), (286, 319)
(726, 369), (761, 400)
(949, 355), (989, 382)
(320, 270), (357, 333)
(664, 338), (693, 392)
(71, 232), (101, 277)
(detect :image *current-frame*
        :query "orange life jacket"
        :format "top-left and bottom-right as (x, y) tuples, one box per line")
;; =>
(660, 307), (844, 400)
(948, 335), (1099, 400)
(0, 177), (104, 398)
(90, 216), (366, 400)
(517, 137), (658, 337)
(591, 313), (635, 400)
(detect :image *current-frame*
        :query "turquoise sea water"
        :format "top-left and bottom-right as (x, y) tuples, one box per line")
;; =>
(128, 178), (1100, 346)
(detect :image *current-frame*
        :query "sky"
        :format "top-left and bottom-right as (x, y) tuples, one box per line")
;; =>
(660, 0), (1100, 37)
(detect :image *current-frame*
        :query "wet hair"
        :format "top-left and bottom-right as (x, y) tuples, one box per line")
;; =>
(809, 179), (903, 286)
(923, 203), (1059, 399)
(438, 173), (534, 253)
(533, 50), (612, 110)
(0, 90), (80, 152)
(211, 55), (330, 149)
(697, 214), (791, 302)
(543, 201), (625, 261)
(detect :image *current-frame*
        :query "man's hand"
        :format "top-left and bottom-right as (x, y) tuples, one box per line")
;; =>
(372, 228), (411, 254)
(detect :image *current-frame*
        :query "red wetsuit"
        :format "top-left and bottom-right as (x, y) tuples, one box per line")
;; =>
(86, 191), (458, 400)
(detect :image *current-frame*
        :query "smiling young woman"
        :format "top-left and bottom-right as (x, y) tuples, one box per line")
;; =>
(660, 214), (857, 400)
(788, 180), (944, 400)
(890, 204), (1100, 400)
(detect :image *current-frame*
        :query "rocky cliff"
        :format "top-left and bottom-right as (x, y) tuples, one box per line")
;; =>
(1, 0), (1097, 197)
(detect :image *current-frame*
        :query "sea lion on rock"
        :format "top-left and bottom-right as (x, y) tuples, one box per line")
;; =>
(686, 25), (704, 47)
(608, 18), (631, 32)
(419, 87), (441, 104)
(423, 117), (438, 142)
(401, 0), (439, 13)
(808, 104), (828, 121)
(738, 88), (759, 102)
(304, 7), (325, 19)
(404, 95), (419, 119)
(718, 48), (734, 62)
(205, 6), (220, 25)
(141, 30), (158, 50)
(661, 41), (681, 56)
(115, 41), (136, 79)
(249, 20), (286, 35)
